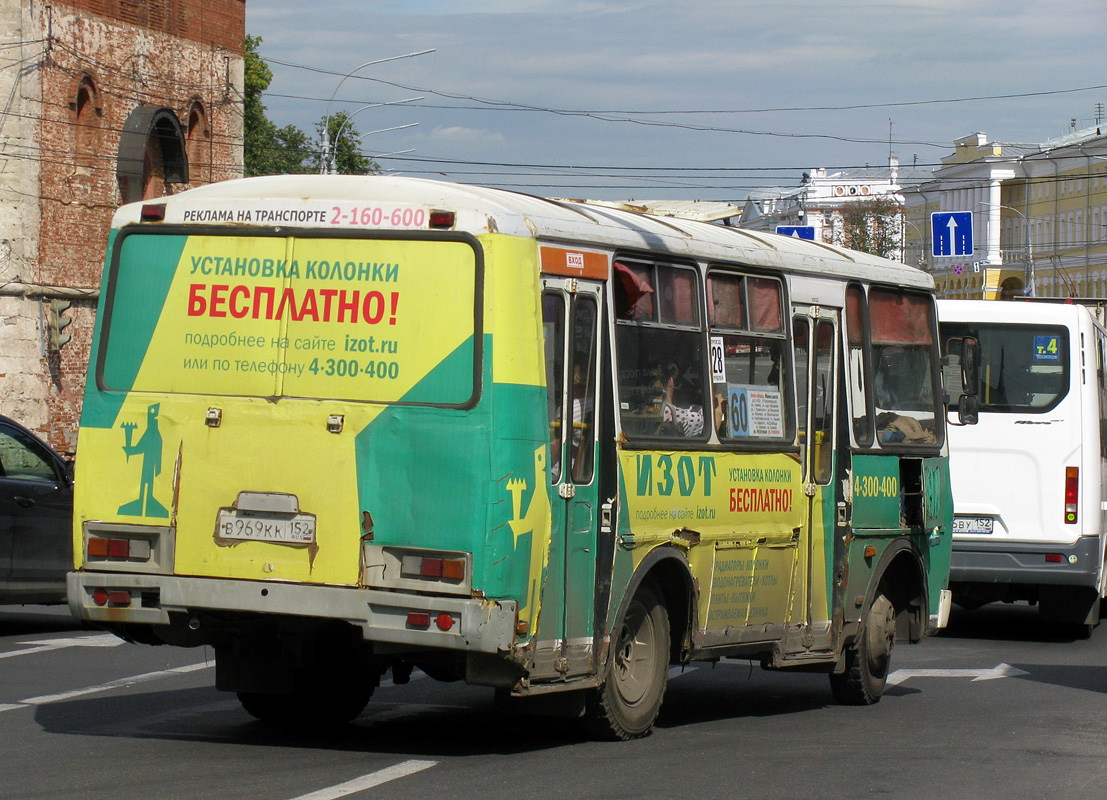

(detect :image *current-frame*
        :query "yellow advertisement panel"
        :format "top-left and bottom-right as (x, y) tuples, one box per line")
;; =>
(621, 451), (825, 628)
(106, 234), (478, 405)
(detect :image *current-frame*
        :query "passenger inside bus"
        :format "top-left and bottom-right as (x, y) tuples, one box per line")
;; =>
(656, 359), (706, 437)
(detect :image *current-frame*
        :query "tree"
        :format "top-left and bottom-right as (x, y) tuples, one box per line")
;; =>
(315, 112), (380, 175)
(244, 36), (312, 176)
(244, 37), (383, 177)
(840, 197), (902, 260)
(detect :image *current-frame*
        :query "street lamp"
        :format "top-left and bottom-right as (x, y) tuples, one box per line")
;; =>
(979, 201), (1034, 297)
(902, 218), (928, 270)
(327, 119), (419, 175)
(319, 50), (434, 174)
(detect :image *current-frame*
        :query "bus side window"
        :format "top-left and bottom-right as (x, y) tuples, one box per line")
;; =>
(846, 284), (874, 446)
(542, 293), (566, 484)
(614, 260), (708, 440)
(707, 271), (791, 442)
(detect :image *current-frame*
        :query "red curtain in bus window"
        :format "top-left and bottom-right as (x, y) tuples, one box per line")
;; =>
(658, 266), (697, 325)
(846, 284), (865, 345)
(869, 289), (932, 344)
(748, 277), (783, 332)
(708, 273), (744, 327)
(614, 261), (654, 320)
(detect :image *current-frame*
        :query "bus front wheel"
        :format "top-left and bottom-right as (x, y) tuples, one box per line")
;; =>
(585, 582), (670, 740)
(830, 592), (895, 705)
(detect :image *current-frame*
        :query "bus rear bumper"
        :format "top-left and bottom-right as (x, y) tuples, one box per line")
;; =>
(67, 571), (518, 654)
(950, 535), (1101, 588)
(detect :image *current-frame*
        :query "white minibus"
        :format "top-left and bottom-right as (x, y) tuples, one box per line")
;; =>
(939, 298), (1107, 632)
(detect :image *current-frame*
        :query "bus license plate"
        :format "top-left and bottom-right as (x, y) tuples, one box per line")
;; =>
(217, 511), (316, 544)
(953, 516), (993, 535)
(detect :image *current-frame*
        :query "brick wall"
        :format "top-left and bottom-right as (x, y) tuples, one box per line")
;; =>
(0, 0), (245, 454)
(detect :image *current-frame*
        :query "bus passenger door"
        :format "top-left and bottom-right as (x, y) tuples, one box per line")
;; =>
(541, 278), (603, 678)
(793, 306), (840, 649)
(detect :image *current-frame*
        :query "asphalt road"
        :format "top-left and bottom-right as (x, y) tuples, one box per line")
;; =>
(2, 602), (1106, 800)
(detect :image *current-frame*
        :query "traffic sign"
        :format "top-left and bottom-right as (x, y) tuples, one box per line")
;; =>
(776, 225), (815, 240)
(932, 212), (973, 257)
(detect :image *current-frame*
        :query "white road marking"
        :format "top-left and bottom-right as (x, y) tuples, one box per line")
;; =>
(886, 662), (1030, 686)
(0, 660), (213, 713)
(0, 633), (123, 660)
(288, 760), (437, 800)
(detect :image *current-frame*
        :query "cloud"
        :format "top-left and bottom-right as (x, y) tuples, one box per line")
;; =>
(425, 126), (507, 146)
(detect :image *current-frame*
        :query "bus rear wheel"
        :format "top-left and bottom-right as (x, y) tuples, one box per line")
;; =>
(238, 663), (374, 726)
(585, 582), (669, 740)
(830, 592), (895, 705)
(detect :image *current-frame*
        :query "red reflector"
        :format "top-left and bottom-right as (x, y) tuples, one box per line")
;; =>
(1064, 467), (1079, 524)
(91, 588), (109, 606)
(1045, 554), (1064, 563)
(88, 538), (110, 557)
(421, 558), (444, 578)
(436, 613), (454, 631)
(428, 210), (455, 229)
(107, 539), (130, 558)
(107, 590), (131, 606)
(140, 203), (166, 221)
(407, 612), (431, 628)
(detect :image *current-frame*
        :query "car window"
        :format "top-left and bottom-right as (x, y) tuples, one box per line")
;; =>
(0, 425), (58, 482)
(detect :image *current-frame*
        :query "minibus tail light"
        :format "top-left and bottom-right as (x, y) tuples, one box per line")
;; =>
(140, 203), (166, 222)
(428, 210), (455, 229)
(400, 555), (466, 582)
(1064, 467), (1079, 524)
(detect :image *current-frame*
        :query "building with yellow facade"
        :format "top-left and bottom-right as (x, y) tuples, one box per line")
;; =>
(903, 127), (1107, 299)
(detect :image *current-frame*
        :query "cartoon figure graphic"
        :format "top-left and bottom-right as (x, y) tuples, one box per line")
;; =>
(505, 446), (552, 622)
(118, 403), (169, 518)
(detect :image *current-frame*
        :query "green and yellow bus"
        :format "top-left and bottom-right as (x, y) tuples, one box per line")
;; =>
(68, 175), (965, 739)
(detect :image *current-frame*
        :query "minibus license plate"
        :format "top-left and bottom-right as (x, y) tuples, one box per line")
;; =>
(953, 516), (993, 535)
(217, 511), (316, 544)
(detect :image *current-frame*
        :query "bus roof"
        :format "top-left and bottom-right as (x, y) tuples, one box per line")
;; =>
(117, 175), (933, 290)
(938, 298), (1107, 327)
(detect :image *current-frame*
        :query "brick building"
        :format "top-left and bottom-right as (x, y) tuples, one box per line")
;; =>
(0, 0), (245, 454)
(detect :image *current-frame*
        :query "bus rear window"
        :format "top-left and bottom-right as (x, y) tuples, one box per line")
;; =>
(98, 232), (480, 407)
(942, 322), (1068, 413)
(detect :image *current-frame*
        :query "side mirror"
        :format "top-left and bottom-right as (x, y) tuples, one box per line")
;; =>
(957, 336), (981, 425)
(958, 393), (980, 426)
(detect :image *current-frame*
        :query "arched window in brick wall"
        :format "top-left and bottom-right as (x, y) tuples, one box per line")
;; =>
(186, 99), (210, 184)
(72, 76), (102, 176)
(117, 106), (189, 204)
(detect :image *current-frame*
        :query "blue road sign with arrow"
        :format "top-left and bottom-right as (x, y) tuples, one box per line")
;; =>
(932, 212), (973, 257)
(776, 225), (815, 240)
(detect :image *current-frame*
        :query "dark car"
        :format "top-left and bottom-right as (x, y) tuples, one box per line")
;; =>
(0, 415), (73, 604)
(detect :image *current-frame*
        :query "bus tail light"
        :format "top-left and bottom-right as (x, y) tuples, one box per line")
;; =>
(87, 536), (152, 561)
(400, 555), (466, 582)
(1064, 467), (1079, 524)
(428, 210), (455, 229)
(91, 588), (132, 607)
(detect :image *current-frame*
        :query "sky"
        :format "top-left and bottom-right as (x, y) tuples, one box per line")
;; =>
(248, 0), (1107, 203)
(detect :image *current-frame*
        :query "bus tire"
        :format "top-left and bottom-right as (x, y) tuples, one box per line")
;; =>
(585, 582), (669, 740)
(830, 592), (895, 705)
(238, 665), (374, 726)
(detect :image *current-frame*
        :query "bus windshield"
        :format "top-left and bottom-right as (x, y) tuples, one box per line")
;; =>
(942, 322), (1068, 413)
(869, 289), (940, 446)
